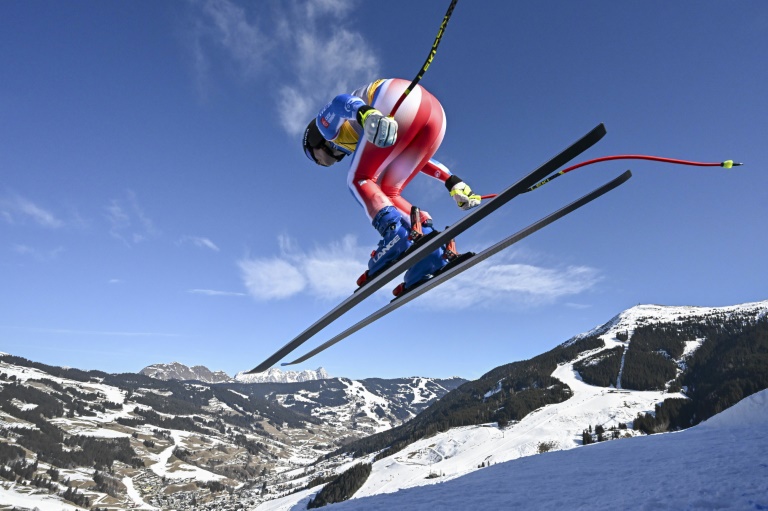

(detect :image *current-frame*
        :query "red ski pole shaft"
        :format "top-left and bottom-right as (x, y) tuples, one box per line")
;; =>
(479, 155), (741, 200)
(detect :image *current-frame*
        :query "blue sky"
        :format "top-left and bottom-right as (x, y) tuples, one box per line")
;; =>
(1, 1), (766, 380)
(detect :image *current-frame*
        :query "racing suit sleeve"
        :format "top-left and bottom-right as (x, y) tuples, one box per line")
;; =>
(316, 94), (367, 141)
(419, 159), (452, 185)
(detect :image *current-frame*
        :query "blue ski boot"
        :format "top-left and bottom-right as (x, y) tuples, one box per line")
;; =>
(390, 206), (448, 296)
(357, 206), (412, 287)
(402, 221), (447, 289)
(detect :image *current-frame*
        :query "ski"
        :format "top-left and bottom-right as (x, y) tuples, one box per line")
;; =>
(283, 170), (632, 366)
(247, 123), (607, 373)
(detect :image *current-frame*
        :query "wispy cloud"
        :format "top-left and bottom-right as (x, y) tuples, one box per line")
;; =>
(12, 244), (65, 262)
(419, 258), (602, 310)
(106, 190), (159, 246)
(188, 288), (246, 297)
(238, 234), (368, 301)
(187, 0), (380, 135)
(11, 327), (179, 338)
(180, 235), (220, 252)
(238, 236), (603, 309)
(0, 195), (64, 228)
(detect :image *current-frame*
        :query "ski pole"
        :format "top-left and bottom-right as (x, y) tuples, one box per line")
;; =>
(389, 0), (459, 118)
(480, 156), (742, 199)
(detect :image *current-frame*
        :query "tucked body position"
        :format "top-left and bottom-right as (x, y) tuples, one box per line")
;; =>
(303, 78), (481, 294)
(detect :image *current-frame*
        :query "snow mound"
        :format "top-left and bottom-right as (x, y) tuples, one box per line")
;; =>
(303, 390), (768, 511)
(699, 389), (768, 430)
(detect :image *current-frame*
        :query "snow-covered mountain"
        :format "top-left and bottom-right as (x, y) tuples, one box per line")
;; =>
(248, 376), (467, 435)
(0, 353), (463, 510)
(567, 300), (768, 349)
(234, 366), (330, 383)
(140, 361), (233, 383)
(262, 390), (768, 510)
(257, 299), (768, 509)
(1, 299), (766, 510)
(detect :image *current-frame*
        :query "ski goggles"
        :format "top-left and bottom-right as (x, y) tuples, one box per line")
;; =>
(305, 140), (347, 165)
(303, 120), (348, 165)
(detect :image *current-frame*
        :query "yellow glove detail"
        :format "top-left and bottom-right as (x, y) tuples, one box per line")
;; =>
(450, 183), (482, 210)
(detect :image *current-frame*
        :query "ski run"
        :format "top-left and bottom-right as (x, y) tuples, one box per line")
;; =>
(258, 301), (768, 510)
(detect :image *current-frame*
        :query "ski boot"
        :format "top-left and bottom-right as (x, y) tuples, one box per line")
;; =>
(391, 207), (450, 297)
(356, 206), (412, 288)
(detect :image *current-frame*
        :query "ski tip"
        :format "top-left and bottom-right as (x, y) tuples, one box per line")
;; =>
(596, 122), (607, 135)
(246, 364), (268, 374)
(722, 160), (743, 168)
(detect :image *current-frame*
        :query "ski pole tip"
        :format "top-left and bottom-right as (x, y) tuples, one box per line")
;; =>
(721, 160), (743, 169)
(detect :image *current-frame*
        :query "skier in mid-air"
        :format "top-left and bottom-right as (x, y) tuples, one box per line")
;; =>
(302, 78), (482, 292)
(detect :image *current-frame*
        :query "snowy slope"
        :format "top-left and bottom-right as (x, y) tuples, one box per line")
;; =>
(257, 390), (768, 510)
(255, 299), (768, 510)
(305, 389), (768, 510)
(569, 300), (768, 349)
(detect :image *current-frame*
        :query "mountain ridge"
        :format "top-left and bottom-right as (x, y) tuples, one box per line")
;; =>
(1, 298), (766, 510)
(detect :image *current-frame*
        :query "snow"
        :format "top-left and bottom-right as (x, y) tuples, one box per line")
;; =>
(339, 342), (674, 499)
(253, 301), (768, 510)
(123, 476), (160, 510)
(409, 378), (433, 404)
(256, 389), (768, 510)
(574, 300), (768, 344)
(0, 483), (83, 511)
(236, 367), (330, 383)
(148, 430), (225, 482)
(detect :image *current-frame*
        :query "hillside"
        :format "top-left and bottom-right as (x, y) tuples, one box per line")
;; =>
(0, 355), (460, 510)
(261, 300), (768, 509)
(1, 299), (765, 510)
(268, 389), (768, 510)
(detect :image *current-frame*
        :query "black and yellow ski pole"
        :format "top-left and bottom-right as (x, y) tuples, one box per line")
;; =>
(388, 0), (459, 118)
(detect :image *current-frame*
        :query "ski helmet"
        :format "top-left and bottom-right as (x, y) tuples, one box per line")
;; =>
(303, 120), (346, 166)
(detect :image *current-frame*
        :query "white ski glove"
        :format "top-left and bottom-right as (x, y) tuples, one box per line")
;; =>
(359, 107), (398, 148)
(449, 181), (482, 210)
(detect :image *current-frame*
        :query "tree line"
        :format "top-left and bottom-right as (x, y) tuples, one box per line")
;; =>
(634, 315), (768, 433)
(308, 463), (372, 508)
(334, 335), (605, 461)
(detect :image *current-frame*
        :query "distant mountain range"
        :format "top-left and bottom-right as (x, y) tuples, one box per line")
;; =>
(234, 367), (330, 384)
(1, 299), (766, 510)
(139, 362), (331, 384)
(140, 361), (232, 383)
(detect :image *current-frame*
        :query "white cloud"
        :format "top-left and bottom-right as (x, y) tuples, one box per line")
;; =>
(238, 257), (307, 300)
(237, 236), (602, 309)
(238, 234), (367, 301)
(419, 258), (602, 310)
(188, 0), (380, 135)
(188, 288), (246, 297)
(18, 327), (179, 337)
(106, 190), (159, 246)
(12, 244), (65, 262)
(0, 195), (64, 228)
(180, 236), (220, 252)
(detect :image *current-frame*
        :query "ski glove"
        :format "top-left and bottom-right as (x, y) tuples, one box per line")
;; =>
(358, 106), (398, 148)
(446, 175), (481, 210)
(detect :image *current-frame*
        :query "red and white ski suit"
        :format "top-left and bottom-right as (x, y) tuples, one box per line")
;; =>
(316, 78), (453, 225)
